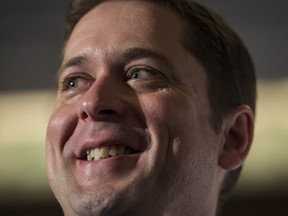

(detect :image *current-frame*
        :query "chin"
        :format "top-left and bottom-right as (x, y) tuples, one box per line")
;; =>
(59, 179), (139, 216)
(61, 190), (118, 216)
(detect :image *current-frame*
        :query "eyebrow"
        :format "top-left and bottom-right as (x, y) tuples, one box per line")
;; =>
(58, 54), (90, 78)
(121, 47), (170, 65)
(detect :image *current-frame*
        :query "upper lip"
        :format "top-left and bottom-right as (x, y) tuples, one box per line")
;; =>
(72, 124), (148, 160)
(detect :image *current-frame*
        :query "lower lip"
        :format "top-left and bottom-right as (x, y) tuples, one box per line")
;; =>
(75, 154), (141, 180)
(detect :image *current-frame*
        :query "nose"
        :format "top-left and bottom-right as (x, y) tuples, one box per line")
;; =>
(78, 76), (128, 122)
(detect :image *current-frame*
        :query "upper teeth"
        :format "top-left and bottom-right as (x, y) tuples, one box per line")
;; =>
(86, 146), (131, 161)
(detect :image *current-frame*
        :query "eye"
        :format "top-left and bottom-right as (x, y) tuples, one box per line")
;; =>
(131, 70), (141, 79)
(68, 77), (83, 88)
(126, 67), (170, 92)
(128, 68), (154, 80)
(60, 75), (92, 92)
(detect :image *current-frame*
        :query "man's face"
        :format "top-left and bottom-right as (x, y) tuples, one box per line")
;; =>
(46, 1), (223, 215)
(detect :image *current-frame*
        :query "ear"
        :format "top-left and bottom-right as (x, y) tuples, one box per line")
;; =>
(218, 105), (254, 171)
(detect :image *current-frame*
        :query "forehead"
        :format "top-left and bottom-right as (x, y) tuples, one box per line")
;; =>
(77, 0), (183, 31)
(64, 1), (186, 59)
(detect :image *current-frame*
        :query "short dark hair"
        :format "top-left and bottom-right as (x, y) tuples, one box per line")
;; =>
(64, 0), (256, 214)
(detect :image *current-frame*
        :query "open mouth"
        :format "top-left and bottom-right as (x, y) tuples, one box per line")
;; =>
(84, 146), (139, 161)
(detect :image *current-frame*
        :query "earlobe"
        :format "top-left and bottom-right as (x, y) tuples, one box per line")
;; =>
(218, 105), (254, 171)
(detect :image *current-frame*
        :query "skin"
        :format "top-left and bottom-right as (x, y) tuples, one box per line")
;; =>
(46, 1), (254, 216)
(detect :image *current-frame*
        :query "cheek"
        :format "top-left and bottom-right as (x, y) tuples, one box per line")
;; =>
(46, 104), (79, 186)
(46, 104), (78, 157)
(138, 92), (194, 163)
(141, 90), (215, 164)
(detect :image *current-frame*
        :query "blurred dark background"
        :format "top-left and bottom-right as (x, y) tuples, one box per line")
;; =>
(0, 0), (287, 215)
(0, 0), (65, 92)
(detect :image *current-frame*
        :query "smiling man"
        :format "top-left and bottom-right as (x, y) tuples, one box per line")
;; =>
(46, 0), (256, 216)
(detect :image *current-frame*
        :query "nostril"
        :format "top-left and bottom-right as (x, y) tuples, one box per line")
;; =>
(98, 109), (117, 115)
(81, 111), (89, 119)
(79, 109), (119, 121)
(78, 98), (127, 121)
